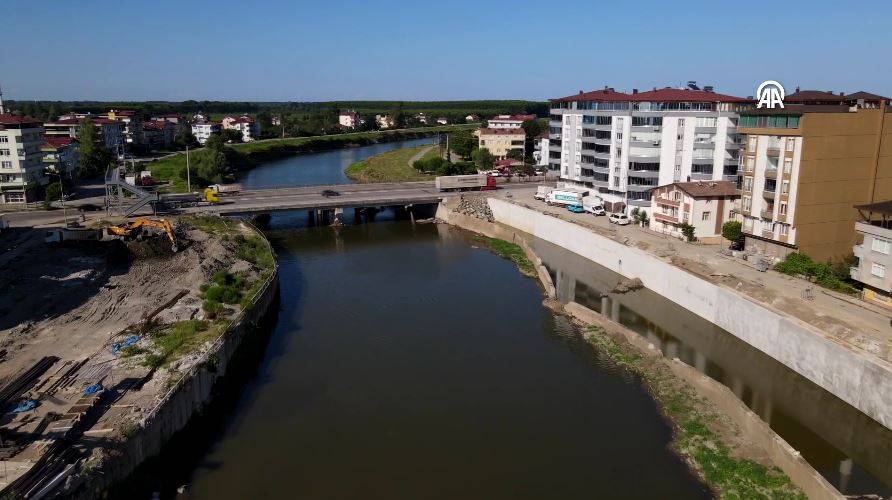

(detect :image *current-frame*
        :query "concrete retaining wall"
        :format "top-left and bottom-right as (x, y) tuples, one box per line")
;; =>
(486, 197), (892, 431)
(74, 233), (280, 498)
(564, 301), (842, 500)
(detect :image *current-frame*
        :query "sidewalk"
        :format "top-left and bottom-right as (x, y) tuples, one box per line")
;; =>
(500, 190), (892, 365)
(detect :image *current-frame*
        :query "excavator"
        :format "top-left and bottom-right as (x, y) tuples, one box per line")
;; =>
(104, 218), (180, 252)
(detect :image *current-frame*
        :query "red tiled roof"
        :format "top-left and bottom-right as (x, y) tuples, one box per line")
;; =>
(552, 88), (632, 103)
(785, 90), (846, 103)
(658, 180), (739, 198)
(143, 120), (171, 131)
(46, 118), (81, 125)
(846, 91), (888, 101)
(552, 87), (748, 103)
(494, 158), (521, 167)
(629, 87), (749, 103)
(0, 114), (42, 126)
(478, 127), (525, 135)
(42, 136), (76, 148)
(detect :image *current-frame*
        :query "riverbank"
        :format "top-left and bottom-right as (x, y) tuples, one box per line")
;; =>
(345, 144), (438, 183)
(0, 216), (279, 498)
(150, 124), (473, 192)
(437, 196), (835, 499)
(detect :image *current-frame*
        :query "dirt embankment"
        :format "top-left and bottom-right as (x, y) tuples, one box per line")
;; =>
(0, 216), (274, 497)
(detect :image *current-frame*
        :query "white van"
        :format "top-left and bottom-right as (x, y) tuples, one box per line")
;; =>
(582, 196), (606, 216)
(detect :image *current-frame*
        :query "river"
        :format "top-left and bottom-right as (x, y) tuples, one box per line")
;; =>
(530, 237), (892, 497)
(239, 137), (437, 188)
(141, 219), (704, 499)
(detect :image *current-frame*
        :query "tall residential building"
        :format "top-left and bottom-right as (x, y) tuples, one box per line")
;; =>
(0, 114), (46, 204)
(735, 99), (892, 261)
(222, 115), (260, 142)
(475, 127), (525, 159)
(44, 117), (124, 151)
(548, 86), (749, 212)
(191, 121), (221, 145)
(849, 201), (892, 306)
(488, 114), (536, 129)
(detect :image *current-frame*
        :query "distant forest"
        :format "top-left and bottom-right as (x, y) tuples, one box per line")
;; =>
(5, 100), (549, 122)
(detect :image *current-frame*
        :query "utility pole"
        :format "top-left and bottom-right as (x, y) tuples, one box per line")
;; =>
(186, 145), (192, 192)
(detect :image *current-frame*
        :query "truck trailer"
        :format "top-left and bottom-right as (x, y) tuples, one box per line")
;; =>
(435, 175), (496, 192)
(546, 188), (589, 206)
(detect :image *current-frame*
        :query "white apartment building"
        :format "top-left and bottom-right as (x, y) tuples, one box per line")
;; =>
(376, 114), (394, 129)
(0, 114), (46, 204)
(339, 110), (360, 128)
(488, 114), (536, 129)
(192, 122), (221, 145)
(222, 115), (260, 142)
(549, 87), (749, 213)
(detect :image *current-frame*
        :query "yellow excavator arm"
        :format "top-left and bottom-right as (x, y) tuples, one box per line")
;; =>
(105, 218), (179, 252)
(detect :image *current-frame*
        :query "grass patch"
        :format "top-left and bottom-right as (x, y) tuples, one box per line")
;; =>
(774, 252), (858, 295)
(143, 319), (223, 369)
(345, 145), (437, 183)
(583, 325), (804, 499)
(182, 214), (239, 234)
(234, 234), (275, 270)
(486, 238), (536, 276)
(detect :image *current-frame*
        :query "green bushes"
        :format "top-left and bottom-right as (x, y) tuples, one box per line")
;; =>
(774, 252), (857, 294)
(680, 223), (696, 242)
(200, 271), (248, 318)
(234, 234), (275, 270)
(144, 320), (214, 368)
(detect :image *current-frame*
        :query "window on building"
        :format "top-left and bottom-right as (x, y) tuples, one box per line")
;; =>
(1, 161), (11, 169)
(747, 137), (757, 152)
(783, 158), (792, 173)
(872, 238), (891, 255)
(779, 202), (787, 215)
(781, 180), (790, 195)
(743, 177), (753, 191)
(6, 192), (24, 203)
(0, 137), (8, 143)
(744, 217), (753, 230)
(701, 211), (711, 221)
(872, 262), (886, 278)
(0, 149), (10, 156)
(785, 138), (795, 151)
(743, 196), (752, 211)
(779, 224), (789, 236)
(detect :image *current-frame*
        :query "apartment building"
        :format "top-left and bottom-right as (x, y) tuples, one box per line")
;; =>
(41, 136), (79, 179)
(649, 180), (739, 243)
(339, 110), (360, 128)
(735, 98), (892, 261)
(191, 121), (221, 145)
(850, 201), (892, 307)
(44, 117), (124, 151)
(143, 120), (177, 149)
(488, 114), (536, 129)
(222, 115), (260, 142)
(0, 114), (46, 204)
(548, 86), (749, 212)
(476, 127), (525, 159)
(106, 109), (144, 147)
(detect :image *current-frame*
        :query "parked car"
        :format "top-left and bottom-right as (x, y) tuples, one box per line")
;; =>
(567, 204), (585, 213)
(608, 213), (631, 225)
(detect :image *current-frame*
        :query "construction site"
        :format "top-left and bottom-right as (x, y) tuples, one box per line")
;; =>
(0, 210), (277, 498)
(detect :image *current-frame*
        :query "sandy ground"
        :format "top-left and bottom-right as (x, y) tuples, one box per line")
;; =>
(0, 220), (258, 490)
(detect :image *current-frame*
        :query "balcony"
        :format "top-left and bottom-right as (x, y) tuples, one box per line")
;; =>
(763, 189), (776, 200)
(653, 212), (679, 224)
(690, 172), (713, 181)
(628, 169), (660, 179)
(762, 229), (775, 239)
(693, 141), (715, 149)
(767, 147), (781, 157)
(626, 183), (656, 192)
(694, 126), (717, 134)
(760, 208), (774, 219)
(629, 139), (661, 148)
(631, 125), (661, 133)
(764, 168), (778, 179)
(655, 197), (680, 207)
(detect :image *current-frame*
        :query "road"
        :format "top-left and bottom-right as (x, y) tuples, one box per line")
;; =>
(3, 180), (545, 227)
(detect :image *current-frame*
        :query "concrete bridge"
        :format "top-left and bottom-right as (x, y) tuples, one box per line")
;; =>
(180, 180), (541, 221)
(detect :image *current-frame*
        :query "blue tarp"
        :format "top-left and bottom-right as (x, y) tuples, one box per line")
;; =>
(109, 334), (140, 355)
(11, 399), (36, 413)
(83, 383), (103, 396)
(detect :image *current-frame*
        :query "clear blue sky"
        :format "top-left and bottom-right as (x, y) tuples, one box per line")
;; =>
(5, 0), (890, 102)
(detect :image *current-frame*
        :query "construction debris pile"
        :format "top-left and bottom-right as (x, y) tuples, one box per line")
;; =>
(0, 216), (266, 498)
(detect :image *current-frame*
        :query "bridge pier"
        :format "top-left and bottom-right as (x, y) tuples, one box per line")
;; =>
(332, 207), (344, 226)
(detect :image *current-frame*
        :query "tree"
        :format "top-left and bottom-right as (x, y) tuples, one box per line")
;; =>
(192, 134), (229, 185)
(506, 149), (525, 161)
(521, 119), (543, 138)
(390, 102), (405, 129)
(175, 128), (198, 148)
(721, 220), (743, 248)
(449, 130), (477, 159)
(680, 223), (696, 242)
(471, 148), (495, 171)
(76, 120), (115, 179)
(220, 128), (243, 143)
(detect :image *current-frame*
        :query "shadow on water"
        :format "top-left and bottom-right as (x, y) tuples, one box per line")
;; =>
(531, 236), (892, 497)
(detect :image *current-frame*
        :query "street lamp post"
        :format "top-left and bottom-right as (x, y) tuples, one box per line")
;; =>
(186, 145), (192, 192)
